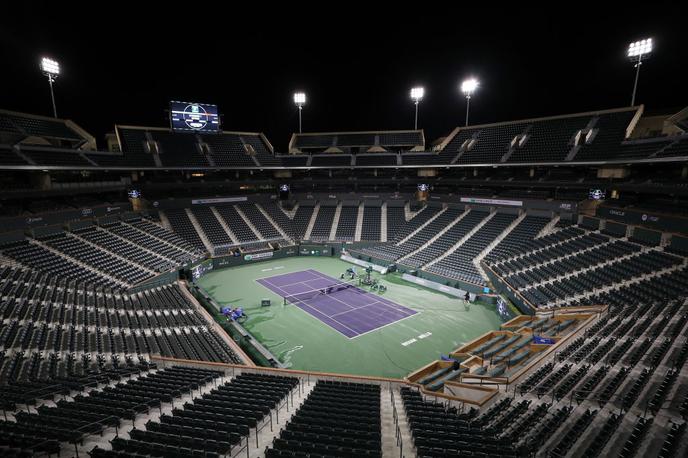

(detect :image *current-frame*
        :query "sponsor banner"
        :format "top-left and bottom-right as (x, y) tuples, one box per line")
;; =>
(460, 197), (523, 207)
(244, 251), (274, 261)
(191, 196), (248, 205)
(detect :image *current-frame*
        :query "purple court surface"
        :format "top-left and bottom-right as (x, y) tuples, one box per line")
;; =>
(256, 269), (417, 338)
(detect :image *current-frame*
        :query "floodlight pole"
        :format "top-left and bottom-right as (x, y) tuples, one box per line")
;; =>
(47, 74), (57, 118)
(298, 105), (303, 133)
(630, 54), (643, 107)
(414, 101), (419, 130)
(465, 94), (471, 127)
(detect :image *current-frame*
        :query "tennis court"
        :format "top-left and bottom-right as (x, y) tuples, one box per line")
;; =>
(256, 269), (417, 338)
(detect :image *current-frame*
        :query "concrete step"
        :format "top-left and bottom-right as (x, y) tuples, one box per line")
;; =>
(397, 206), (448, 246)
(235, 204), (264, 240)
(329, 202), (343, 241)
(256, 203), (293, 242)
(303, 203), (320, 240)
(354, 202), (365, 242)
(381, 202), (388, 242)
(425, 210), (495, 269)
(185, 208), (215, 254)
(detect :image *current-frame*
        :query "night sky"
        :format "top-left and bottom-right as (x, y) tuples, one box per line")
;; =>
(1, 3), (685, 151)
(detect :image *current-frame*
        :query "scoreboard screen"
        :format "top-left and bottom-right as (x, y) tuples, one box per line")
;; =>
(170, 101), (220, 132)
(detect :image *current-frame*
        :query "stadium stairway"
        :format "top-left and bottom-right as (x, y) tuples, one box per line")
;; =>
(354, 202), (365, 242)
(31, 238), (127, 287)
(71, 230), (157, 277)
(387, 385), (414, 458)
(473, 211), (527, 279)
(536, 214), (561, 239)
(94, 225), (178, 269)
(329, 202), (343, 241)
(157, 211), (173, 232)
(380, 202), (388, 242)
(303, 203), (320, 240)
(397, 206), (448, 246)
(398, 208), (469, 263)
(234, 205), (265, 241)
(184, 208), (215, 254)
(210, 206), (241, 246)
(249, 377), (315, 457)
(424, 210), (495, 269)
(256, 203), (293, 243)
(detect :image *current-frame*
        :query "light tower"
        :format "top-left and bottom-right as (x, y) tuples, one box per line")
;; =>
(40, 57), (60, 118)
(461, 78), (478, 127)
(293, 92), (306, 133)
(410, 86), (424, 130)
(627, 38), (653, 106)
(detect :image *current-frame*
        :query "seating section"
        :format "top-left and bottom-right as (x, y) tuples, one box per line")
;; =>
(334, 205), (358, 241)
(214, 204), (259, 243)
(0, 365), (220, 456)
(0, 110), (84, 142)
(402, 387), (526, 456)
(360, 204), (381, 241)
(5, 107), (687, 168)
(107, 219), (200, 265)
(483, 215), (551, 263)
(292, 204), (316, 239)
(0, 269), (243, 370)
(261, 202), (297, 240)
(77, 225), (172, 273)
(111, 128), (157, 167)
(401, 209), (485, 269)
(190, 206), (233, 249)
(385, 205), (407, 241)
(309, 205), (336, 241)
(39, 232), (150, 285)
(163, 208), (208, 251)
(237, 202), (283, 241)
(110, 372), (297, 458)
(427, 212), (518, 285)
(266, 381), (381, 458)
(361, 207), (462, 262)
(0, 239), (119, 287)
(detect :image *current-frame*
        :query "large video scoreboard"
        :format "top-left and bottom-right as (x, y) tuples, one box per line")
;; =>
(170, 101), (220, 132)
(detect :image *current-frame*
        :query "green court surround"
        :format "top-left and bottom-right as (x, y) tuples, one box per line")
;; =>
(196, 257), (502, 378)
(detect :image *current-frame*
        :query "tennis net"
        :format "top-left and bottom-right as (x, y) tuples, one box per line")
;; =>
(283, 280), (358, 304)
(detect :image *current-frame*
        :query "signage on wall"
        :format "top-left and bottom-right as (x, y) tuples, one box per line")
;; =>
(244, 251), (274, 261)
(460, 197), (523, 207)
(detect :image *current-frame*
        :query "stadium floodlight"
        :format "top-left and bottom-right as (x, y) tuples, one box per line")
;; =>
(461, 78), (479, 126)
(40, 57), (60, 118)
(627, 38), (653, 106)
(293, 92), (306, 133)
(410, 87), (424, 130)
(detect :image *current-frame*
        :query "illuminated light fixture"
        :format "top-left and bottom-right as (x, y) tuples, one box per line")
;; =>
(460, 78), (479, 126)
(293, 92), (306, 133)
(410, 87), (424, 130)
(627, 38), (653, 106)
(40, 57), (60, 117)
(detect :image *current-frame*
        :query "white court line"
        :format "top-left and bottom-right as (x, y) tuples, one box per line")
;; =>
(254, 268), (321, 283)
(258, 268), (419, 339)
(349, 312), (421, 340)
(306, 268), (415, 315)
(256, 275), (360, 337)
